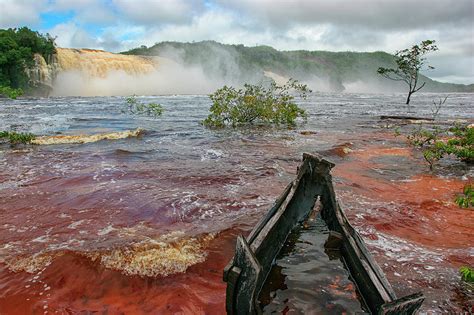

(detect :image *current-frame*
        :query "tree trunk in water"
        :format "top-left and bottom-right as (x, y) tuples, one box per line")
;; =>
(406, 92), (412, 105)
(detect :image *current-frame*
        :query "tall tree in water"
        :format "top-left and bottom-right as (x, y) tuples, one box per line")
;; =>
(378, 40), (438, 105)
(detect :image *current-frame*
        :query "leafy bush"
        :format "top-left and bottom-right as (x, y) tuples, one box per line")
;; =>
(422, 142), (446, 170)
(442, 126), (474, 162)
(408, 125), (473, 170)
(455, 184), (473, 208)
(0, 131), (36, 144)
(407, 126), (442, 148)
(202, 79), (310, 128)
(460, 266), (474, 282)
(125, 95), (164, 118)
(0, 86), (23, 99)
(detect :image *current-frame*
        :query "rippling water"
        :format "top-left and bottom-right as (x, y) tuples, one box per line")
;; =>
(0, 92), (473, 314)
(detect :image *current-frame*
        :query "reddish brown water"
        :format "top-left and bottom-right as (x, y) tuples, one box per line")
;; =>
(331, 132), (473, 313)
(0, 94), (473, 313)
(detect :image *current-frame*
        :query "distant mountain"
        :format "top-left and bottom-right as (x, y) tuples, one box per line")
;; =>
(123, 41), (473, 93)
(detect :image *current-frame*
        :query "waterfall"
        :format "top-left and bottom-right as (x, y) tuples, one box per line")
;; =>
(27, 47), (219, 96)
(55, 48), (158, 78)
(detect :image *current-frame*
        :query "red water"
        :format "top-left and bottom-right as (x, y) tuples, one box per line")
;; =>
(1, 127), (473, 314)
(332, 132), (473, 312)
(0, 228), (248, 314)
(334, 143), (472, 248)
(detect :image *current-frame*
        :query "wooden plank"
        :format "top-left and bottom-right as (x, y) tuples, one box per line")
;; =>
(380, 115), (434, 121)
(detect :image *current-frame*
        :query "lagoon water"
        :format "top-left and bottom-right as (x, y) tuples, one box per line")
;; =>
(0, 92), (473, 313)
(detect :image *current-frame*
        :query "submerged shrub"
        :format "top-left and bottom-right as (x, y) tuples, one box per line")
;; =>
(203, 78), (311, 128)
(407, 124), (473, 170)
(460, 266), (474, 282)
(125, 95), (164, 118)
(407, 126), (442, 148)
(0, 86), (23, 99)
(443, 125), (474, 163)
(455, 184), (473, 209)
(0, 131), (36, 144)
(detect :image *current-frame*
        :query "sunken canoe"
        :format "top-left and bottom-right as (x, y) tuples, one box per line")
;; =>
(223, 153), (424, 314)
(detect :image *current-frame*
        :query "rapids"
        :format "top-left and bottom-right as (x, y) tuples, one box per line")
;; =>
(0, 92), (473, 313)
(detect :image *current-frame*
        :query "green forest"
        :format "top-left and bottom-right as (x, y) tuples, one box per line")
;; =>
(0, 27), (56, 97)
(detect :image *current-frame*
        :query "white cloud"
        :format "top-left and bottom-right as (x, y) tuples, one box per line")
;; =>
(52, 0), (99, 10)
(0, 0), (47, 28)
(50, 0), (116, 24)
(48, 23), (91, 48)
(113, 0), (204, 25)
(49, 22), (126, 52)
(139, 10), (241, 44)
(216, 0), (473, 30)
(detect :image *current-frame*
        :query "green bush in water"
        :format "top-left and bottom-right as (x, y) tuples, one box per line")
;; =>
(0, 131), (36, 144)
(455, 184), (473, 209)
(460, 266), (474, 282)
(407, 124), (473, 170)
(0, 86), (23, 99)
(443, 125), (474, 163)
(125, 95), (164, 118)
(203, 78), (310, 128)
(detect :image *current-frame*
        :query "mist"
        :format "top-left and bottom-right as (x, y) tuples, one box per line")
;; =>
(49, 44), (451, 97)
(51, 57), (224, 96)
(51, 65), (407, 97)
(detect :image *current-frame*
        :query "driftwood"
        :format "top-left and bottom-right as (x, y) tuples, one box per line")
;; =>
(223, 153), (424, 314)
(380, 115), (434, 121)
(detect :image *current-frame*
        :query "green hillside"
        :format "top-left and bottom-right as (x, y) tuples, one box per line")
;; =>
(124, 41), (473, 93)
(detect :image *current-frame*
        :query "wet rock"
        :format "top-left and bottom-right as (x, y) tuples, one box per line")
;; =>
(300, 130), (317, 136)
(320, 142), (353, 158)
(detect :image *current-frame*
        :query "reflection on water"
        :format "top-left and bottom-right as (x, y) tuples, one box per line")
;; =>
(0, 92), (473, 313)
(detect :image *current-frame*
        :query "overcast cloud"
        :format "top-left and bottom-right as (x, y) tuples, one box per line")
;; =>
(0, 0), (472, 83)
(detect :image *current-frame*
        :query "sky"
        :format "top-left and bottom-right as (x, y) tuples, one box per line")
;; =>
(0, 0), (473, 84)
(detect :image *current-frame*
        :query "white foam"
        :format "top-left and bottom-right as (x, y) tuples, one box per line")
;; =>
(32, 235), (50, 243)
(98, 225), (115, 236)
(200, 149), (226, 161)
(67, 219), (86, 229)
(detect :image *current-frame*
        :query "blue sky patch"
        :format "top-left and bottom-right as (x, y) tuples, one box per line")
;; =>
(40, 11), (75, 29)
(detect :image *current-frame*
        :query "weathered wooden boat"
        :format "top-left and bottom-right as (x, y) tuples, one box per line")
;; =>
(223, 153), (424, 314)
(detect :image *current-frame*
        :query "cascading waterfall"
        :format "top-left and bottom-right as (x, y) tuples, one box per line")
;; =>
(27, 48), (196, 96)
(55, 48), (158, 78)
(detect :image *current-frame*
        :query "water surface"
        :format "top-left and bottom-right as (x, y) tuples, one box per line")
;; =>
(0, 92), (473, 313)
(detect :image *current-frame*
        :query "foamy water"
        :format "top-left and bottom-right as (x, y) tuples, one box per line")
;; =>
(0, 92), (473, 313)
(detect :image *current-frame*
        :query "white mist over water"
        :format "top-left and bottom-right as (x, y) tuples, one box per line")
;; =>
(52, 56), (221, 96)
(49, 46), (252, 96)
(46, 47), (445, 97)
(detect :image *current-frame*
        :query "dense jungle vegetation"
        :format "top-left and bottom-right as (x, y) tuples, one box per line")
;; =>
(0, 27), (56, 97)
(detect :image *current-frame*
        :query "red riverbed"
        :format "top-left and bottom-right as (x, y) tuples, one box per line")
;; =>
(0, 127), (472, 314)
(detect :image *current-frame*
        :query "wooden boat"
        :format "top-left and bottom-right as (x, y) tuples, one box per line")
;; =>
(223, 153), (424, 314)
